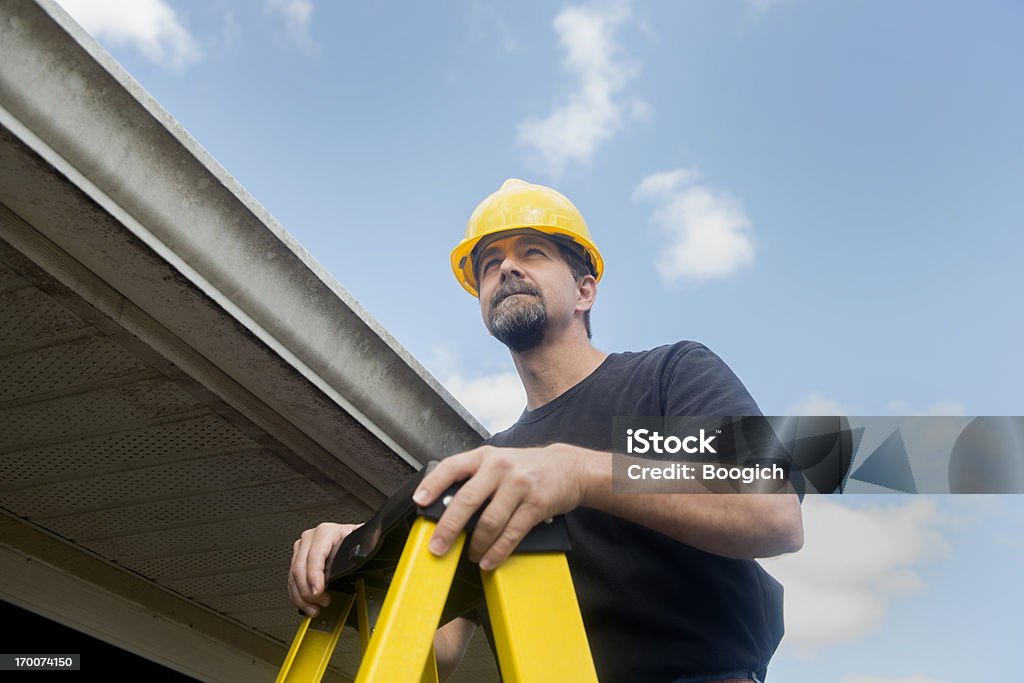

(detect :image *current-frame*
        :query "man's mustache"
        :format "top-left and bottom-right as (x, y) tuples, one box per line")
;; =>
(491, 280), (542, 310)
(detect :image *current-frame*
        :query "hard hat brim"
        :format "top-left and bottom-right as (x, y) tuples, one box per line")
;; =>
(450, 225), (604, 298)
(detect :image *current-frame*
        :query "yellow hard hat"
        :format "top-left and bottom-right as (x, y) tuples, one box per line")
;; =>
(450, 178), (604, 297)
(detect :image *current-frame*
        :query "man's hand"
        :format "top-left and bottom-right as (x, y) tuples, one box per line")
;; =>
(288, 522), (362, 617)
(416, 444), (803, 563)
(413, 444), (589, 571)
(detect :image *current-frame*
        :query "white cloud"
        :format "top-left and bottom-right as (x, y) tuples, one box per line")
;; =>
(886, 399), (967, 416)
(633, 168), (755, 284)
(517, 2), (645, 178)
(56, 0), (201, 70)
(265, 0), (318, 51)
(841, 675), (944, 683)
(632, 167), (700, 200)
(786, 392), (856, 416)
(761, 498), (948, 656)
(441, 371), (526, 434)
(425, 346), (524, 434)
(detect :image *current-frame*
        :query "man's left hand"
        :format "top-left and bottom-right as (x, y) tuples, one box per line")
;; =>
(413, 444), (588, 571)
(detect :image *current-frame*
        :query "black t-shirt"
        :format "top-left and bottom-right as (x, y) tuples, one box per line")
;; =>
(474, 341), (786, 682)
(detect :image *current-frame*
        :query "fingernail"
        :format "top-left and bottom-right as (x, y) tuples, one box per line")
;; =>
(306, 606), (318, 617)
(479, 558), (494, 571)
(413, 489), (428, 505)
(429, 538), (445, 555)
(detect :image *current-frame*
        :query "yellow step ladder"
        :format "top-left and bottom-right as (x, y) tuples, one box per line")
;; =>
(276, 464), (598, 683)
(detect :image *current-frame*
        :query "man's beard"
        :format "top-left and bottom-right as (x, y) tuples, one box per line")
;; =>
(489, 279), (547, 353)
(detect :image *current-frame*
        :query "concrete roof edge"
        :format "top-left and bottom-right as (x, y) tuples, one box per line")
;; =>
(7, 1), (488, 459)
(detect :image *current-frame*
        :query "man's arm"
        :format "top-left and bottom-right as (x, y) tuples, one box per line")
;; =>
(413, 443), (803, 571)
(576, 446), (804, 559)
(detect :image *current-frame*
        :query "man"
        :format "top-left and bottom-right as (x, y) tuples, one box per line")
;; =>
(289, 179), (803, 682)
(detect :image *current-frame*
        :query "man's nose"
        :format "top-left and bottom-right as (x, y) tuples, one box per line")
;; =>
(498, 255), (525, 281)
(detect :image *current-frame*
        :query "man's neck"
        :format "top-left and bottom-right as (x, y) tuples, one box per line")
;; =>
(511, 333), (608, 411)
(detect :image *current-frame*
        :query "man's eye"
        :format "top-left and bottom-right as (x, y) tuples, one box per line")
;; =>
(482, 258), (499, 272)
(526, 248), (544, 256)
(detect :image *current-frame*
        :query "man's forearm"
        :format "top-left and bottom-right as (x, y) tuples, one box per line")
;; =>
(566, 444), (804, 559)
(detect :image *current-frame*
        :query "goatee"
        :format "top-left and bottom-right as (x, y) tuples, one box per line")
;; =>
(489, 279), (547, 352)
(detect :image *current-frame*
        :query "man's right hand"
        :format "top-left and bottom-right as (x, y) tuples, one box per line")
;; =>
(288, 522), (362, 617)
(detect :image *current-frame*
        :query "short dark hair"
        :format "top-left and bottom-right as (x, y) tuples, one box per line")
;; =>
(555, 242), (594, 339)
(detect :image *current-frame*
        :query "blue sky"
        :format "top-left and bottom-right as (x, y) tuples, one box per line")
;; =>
(52, 0), (1023, 680)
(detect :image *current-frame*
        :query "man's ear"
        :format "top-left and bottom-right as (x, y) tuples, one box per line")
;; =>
(575, 274), (597, 313)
